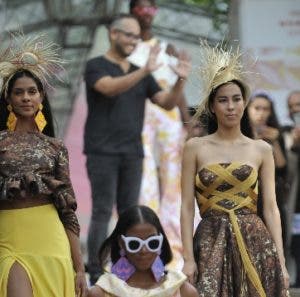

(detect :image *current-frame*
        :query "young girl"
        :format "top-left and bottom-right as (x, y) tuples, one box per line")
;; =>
(180, 42), (289, 297)
(88, 205), (198, 297)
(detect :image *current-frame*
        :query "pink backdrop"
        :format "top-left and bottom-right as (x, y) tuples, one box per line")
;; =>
(64, 84), (91, 242)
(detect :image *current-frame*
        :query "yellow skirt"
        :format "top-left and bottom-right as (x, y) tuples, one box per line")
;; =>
(0, 204), (75, 296)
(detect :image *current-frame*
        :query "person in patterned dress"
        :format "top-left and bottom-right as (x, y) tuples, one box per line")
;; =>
(180, 42), (289, 297)
(0, 35), (87, 296)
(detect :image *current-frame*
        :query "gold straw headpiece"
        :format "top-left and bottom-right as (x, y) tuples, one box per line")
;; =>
(194, 40), (250, 119)
(0, 32), (65, 98)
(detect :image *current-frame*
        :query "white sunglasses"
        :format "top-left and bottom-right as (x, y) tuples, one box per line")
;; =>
(121, 233), (163, 253)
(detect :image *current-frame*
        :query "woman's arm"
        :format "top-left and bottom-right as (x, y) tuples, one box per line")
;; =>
(88, 286), (105, 297)
(181, 139), (198, 283)
(261, 127), (286, 168)
(152, 50), (191, 110)
(177, 94), (192, 132)
(272, 139), (286, 168)
(259, 141), (289, 288)
(66, 229), (88, 297)
(54, 142), (88, 296)
(180, 281), (199, 297)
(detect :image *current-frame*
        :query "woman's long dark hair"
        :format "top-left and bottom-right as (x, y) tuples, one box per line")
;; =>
(201, 79), (253, 138)
(0, 69), (55, 137)
(247, 91), (286, 167)
(98, 205), (173, 273)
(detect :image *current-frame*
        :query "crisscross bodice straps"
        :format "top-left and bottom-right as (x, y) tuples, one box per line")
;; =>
(195, 163), (266, 297)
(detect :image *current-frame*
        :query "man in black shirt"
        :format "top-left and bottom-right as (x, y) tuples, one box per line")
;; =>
(84, 14), (191, 284)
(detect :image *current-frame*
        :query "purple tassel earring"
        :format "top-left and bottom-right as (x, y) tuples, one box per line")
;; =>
(151, 255), (165, 282)
(111, 249), (135, 281)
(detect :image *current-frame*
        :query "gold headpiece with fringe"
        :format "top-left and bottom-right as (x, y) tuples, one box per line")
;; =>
(195, 40), (250, 119)
(0, 32), (65, 99)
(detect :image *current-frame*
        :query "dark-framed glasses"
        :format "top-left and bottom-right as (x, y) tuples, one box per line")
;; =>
(115, 29), (141, 41)
(121, 233), (163, 253)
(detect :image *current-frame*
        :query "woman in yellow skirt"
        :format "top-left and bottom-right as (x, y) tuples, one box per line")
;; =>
(0, 33), (88, 297)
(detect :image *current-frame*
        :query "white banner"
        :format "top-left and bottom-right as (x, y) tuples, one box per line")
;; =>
(239, 0), (300, 124)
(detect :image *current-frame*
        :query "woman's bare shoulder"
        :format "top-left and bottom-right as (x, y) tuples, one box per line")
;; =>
(185, 135), (212, 149)
(244, 138), (272, 168)
(251, 138), (272, 154)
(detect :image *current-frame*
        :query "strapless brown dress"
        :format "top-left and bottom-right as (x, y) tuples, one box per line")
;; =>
(193, 162), (286, 297)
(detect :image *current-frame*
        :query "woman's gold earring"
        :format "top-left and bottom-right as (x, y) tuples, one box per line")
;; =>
(35, 103), (47, 132)
(7, 104), (17, 131)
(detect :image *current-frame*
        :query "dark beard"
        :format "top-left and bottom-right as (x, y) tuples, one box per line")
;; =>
(115, 43), (130, 58)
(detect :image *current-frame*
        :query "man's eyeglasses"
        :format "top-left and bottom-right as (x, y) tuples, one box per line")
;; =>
(115, 29), (141, 41)
(132, 6), (158, 17)
(121, 234), (163, 253)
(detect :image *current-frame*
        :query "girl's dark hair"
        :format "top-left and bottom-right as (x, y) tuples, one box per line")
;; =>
(0, 69), (55, 137)
(98, 205), (173, 273)
(248, 92), (280, 129)
(202, 79), (253, 138)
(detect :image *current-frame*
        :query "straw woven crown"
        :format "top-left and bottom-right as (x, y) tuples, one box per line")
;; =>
(0, 32), (65, 98)
(195, 40), (250, 119)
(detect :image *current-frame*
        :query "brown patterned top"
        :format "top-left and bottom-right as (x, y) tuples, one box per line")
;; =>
(0, 130), (80, 236)
(195, 162), (258, 218)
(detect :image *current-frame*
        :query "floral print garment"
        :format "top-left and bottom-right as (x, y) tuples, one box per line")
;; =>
(129, 39), (187, 270)
(139, 100), (186, 270)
